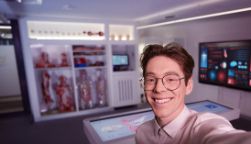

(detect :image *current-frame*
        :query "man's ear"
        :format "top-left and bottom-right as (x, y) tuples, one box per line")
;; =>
(185, 77), (193, 95)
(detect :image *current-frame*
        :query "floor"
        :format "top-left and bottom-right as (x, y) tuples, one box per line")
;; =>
(0, 105), (144, 144)
(0, 112), (90, 144)
(1, 108), (251, 144)
(231, 117), (251, 131)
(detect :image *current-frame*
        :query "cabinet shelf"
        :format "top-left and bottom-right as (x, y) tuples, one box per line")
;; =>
(73, 52), (105, 55)
(74, 66), (106, 70)
(35, 67), (72, 71)
(27, 21), (105, 40)
(73, 45), (106, 69)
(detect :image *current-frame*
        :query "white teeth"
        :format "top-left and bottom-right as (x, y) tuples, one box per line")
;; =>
(155, 98), (171, 104)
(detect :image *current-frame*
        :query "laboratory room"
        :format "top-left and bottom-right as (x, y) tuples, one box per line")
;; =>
(1, 0), (251, 144)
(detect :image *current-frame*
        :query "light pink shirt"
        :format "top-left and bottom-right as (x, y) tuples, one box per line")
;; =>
(135, 106), (251, 144)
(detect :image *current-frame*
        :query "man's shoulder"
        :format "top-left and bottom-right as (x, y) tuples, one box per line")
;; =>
(136, 119), (155, 133)
(195, 112), (229, 122)
(135, 119), (157, 144)
(137, 119), (155, 128)
(192, 112), (233, 130)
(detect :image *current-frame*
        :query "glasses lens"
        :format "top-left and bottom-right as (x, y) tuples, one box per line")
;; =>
(142, 75), (184, 91)
(143, 76), (156, 90)
(163, 75), (181, 90)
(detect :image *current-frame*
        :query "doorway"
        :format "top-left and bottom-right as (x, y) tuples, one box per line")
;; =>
(0, 20), (30, 115)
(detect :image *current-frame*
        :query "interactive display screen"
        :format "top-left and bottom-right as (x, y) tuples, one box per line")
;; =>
(199, 40), (251, 90)
(86, 101), (232, 143)
(112, 55), (129, 66)
(90, 110), (154, 142)
(187, 100), (232, 114)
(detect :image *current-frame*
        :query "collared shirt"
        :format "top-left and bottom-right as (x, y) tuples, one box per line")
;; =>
(135, 106), (251, 144)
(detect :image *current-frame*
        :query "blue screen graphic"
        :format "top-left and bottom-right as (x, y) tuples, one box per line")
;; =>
(200, 47), (208, 68)
(112, 55), (129, 66)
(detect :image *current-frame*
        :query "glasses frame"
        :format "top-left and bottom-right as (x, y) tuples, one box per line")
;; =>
(140, 75), (185, 91)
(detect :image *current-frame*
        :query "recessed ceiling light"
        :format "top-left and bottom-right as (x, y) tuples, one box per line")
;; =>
(62, 4), (75, 10)
(16, 0), (22, 3)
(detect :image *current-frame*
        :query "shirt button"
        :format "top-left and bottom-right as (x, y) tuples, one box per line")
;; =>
(158, 129), (163, 136)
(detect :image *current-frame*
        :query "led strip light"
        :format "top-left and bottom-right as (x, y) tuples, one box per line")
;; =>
(137, 7), (251, 30)
(0, 25), (11, 30)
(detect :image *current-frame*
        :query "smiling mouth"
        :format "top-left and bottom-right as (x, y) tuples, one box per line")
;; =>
(153, 97), (173, 104)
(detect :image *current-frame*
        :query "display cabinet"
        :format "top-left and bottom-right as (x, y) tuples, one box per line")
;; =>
(31, 44), (75, 115)
(19, 19), (140, 121)
(72, 45), (107, 110)
(110, 44), (140, 107)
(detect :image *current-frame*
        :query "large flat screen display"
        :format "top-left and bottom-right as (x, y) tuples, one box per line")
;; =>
(187, 100), (232, 114)
(199, 40), (251, 91)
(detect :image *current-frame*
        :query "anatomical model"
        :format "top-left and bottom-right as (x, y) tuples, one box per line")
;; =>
(78, 70), (93, 109)
(36, 51), (55, 68)
(59, 52), (69, 67)
(55, 75), (74, 112)
(41, 71), (54, 110)
(96, 69), (106, 106)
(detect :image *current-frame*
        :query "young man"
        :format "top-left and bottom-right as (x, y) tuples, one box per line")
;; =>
(135, 42), (251, 144)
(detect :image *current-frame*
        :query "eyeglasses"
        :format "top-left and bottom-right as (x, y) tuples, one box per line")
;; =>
(140, 74), (185, 91)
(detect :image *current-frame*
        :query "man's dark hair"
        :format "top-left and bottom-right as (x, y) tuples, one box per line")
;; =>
(140, 42), (194, 85)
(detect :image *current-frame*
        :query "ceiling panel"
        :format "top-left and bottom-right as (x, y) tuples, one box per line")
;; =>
(0, 0), (251, 25)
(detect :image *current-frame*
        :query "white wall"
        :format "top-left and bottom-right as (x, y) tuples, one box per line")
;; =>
(138, 12), (251, 117)
(0, 45), (21, 97)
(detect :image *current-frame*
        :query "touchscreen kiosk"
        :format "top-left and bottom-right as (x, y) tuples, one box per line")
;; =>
(186, 100), (240, 121)
(83, 108), (153, 144)
(83, 100), (240, 144)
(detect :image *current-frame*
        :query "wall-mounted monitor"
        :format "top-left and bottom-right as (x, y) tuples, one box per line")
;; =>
(112, 54), (129, 71)
(199, 40), (251, 91)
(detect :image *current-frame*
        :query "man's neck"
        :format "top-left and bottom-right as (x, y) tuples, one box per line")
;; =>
(157, 104), (185, 127)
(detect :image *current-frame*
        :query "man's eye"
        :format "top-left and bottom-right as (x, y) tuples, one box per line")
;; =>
(165, 78), (177, 83)
(146, 78), (155, 82)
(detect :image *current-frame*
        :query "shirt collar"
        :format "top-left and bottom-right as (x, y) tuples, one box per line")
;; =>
(153, 106), (191, 138)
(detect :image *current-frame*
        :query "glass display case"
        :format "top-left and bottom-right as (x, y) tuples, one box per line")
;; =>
(20, 19), (140, 121)
(73, 45), (107, 110)
(31, 44), (75, 115)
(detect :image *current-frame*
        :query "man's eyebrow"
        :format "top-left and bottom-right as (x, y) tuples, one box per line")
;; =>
(145, 72), (155, 76)
(145, 71), (180, 77)
(163, 71), (180, 76)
